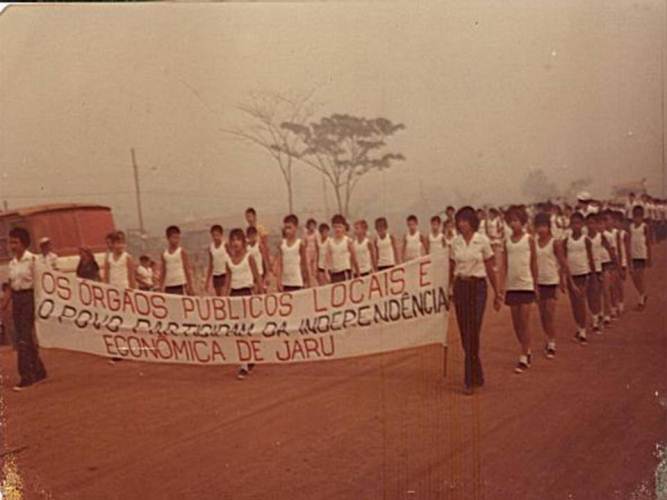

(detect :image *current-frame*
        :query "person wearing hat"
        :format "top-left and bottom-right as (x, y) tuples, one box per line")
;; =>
(576, 192), (599, 217)
(38, 237), (59, 271)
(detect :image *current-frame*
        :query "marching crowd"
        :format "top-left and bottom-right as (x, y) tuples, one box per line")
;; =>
(3, 191), (665, 392)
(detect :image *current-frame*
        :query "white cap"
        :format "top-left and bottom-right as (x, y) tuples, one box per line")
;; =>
(576, 191), (592, 202)
(39, 237), (50, 245)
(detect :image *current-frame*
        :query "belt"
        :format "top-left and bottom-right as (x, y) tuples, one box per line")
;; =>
(12, 288), (34, 293)
(455, 276), (486, 282)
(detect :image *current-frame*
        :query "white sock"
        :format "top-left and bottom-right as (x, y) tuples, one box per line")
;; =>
(547, 340), (556, 350)
(619, 302), (624, 313)
(578, 328), (587, 338)
(519, 355), (528, 364)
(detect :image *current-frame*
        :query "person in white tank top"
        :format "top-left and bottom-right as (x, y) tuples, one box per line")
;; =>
(584, 214), (613, 332)
(628, 205), (651, 309)
(373, 217), (398, 271)
(315, 224), (332, 285)
(563, 213), (595, 343)
(427, 215), (446, 254)
(533, 212), (569, 358)
(224, 229), (263, 380)
(104, 233), (136, 289)
(206, 225), (229, 296)
(600, 211), (622, 320)
(502, 206), (538, 374)
(277, 215), (309, 291)
(611, 211), (629, 314)
(352, 220), (376, 276)
(247, 226), (269, 284)
(159, 226), (193, 295)
(403, 215), (427, 261)
(328, 215), (358, 283)
(304, 219), (319, 287)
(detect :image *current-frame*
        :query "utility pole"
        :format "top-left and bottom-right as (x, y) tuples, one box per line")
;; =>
(131, 148), (146, 235)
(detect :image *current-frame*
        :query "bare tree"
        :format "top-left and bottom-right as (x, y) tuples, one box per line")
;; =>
(280, 114), (405, 217)
(223, 90), (318, 213)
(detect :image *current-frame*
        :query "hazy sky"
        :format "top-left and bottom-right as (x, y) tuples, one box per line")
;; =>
(1, 1), (665, 232)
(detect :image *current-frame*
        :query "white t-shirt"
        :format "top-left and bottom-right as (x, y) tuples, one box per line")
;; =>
(450, 233), (493, 278)
(536, 238), (559, 286)
(376, 234), (396, 268)
(9, 250), (36, 291)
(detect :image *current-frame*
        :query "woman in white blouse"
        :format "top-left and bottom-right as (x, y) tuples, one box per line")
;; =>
(449, 207), (501, 395)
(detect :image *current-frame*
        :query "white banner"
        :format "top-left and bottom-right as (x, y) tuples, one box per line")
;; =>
(35, 252), (449, 366)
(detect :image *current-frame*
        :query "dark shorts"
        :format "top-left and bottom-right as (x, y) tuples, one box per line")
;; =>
(359, 271), (371, 277)
(230, 288), (253, 297)
(632, 258), (646, 269)
(505, 290), (535, 306)
(282, 285), (302, 292)
(377, 265), (394, 271)
(330, 270), (352, 283)
(571, 273), (589, 288)
(164, 285), (185, 295)
(317, 267), (327, 274)
(602, 262), (616, 272)
(538, 284), (558, 300)
(138, 285), (153, 292)
(212, 274), (227, 290)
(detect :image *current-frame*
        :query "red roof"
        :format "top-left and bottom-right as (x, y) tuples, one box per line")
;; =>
(0, 203), (111, 218)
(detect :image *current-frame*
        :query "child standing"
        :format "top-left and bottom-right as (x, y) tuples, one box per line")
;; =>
(601, 210), (620, 321)
(223, 229), (264, 380)
(328, 214), (358, 283)
(315, 223), (331, 285)
(374, 217), (398, 271)
(586, 214), (614, 333)
(304, 219), (319, 287)
(136, 255), (154, 291)
(428, 215), (446, 253)
(534, 212), (569, 359)
(564, 213), (595, 345)
(353, 220), (376, 276)
(628, 205), (651, 310)
(104, 231), (136, 289)
(276, 215), (309, 292)
(403, 215), (428, 261)
(502, 206), (538, 374)
(247, 226), (270, 291)
(206, 225), (229, 297)
(612, 210), (629, 314)
(159, 226), (193, 295)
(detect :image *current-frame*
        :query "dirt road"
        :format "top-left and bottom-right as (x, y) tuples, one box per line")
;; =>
(2, 246), (665, 500)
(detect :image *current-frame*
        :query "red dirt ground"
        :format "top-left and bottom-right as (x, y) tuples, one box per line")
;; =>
(1, 246), (665, 500)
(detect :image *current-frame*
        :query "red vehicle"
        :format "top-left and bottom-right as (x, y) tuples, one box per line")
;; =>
(0, 203), (116, 281)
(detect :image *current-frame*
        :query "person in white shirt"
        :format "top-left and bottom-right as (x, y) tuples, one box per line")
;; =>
(328, 214), (359, 283)
(374, 217), (398, 271)
(223, 228), (263, 380)
(104, 231), (136, 290)
(136, 255), (154, 291)
(427, 215), (446, 254)
(315, 223), (332, 285)
(402, 214), (428, 261)
(276, 214), (309, 292)
(628, 205), (651, 310)
(7, 227), (47, 392)
(353, 220), (377, 276)
(159, 226), (193, 295)
(533, 212), (569, 359)
(38, 237), (59, 271)
(449, 207), (501, 395)
(206, 225), (229, 296)
(502, 206), (538, 374)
